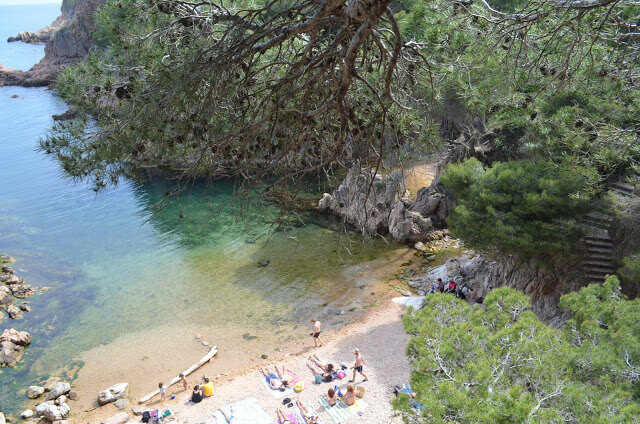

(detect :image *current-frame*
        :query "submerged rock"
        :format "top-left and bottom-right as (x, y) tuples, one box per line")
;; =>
(97, 382), (129, 405)
(0, 328), (31, 367)
(28, 385), (45, 399)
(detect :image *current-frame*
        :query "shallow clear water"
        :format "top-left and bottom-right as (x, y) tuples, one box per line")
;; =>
(0, 4), (399, 416)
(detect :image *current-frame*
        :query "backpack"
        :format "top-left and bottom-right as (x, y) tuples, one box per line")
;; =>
(142, 411), (151, 423)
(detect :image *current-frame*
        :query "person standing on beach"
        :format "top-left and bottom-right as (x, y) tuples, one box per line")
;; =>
(350, 348), (368, 383)
(158, 382), (166, 401)
(179, 373), (189, 391)
(311, 318), (324, 347)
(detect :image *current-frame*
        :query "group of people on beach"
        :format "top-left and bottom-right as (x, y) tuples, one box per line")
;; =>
(152, 317), (368, 423)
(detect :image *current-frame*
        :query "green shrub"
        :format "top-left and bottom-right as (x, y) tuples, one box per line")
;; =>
(399, 276), (640, 423)
(441, 158), (599, 260)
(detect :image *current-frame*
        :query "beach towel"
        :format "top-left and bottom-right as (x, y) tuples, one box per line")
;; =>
(318, 397), (367, 424)
(304, 402), (325, 424)
(262, 377), (295, 398)
(210, 397), (273, 424)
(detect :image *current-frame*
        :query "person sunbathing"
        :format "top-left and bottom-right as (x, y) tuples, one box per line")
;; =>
(276, 365), (299, 386)
(309, 354), (334, 373)
(307, 361), (334, 383)
(276, 407), (295, 424)
(261, 367), (285, 391)
(218, 406), (235, 423)
(296, 399), (319, 424)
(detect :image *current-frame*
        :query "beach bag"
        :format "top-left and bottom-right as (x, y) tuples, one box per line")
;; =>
(142, 411), (151, 423)
(336, 371), (346, 379)
(314, 374), (322, 384)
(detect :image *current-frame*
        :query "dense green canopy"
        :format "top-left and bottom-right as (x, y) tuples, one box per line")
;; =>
(398, 276), (640, 423)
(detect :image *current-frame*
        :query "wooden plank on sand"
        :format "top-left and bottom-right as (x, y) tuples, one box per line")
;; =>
(138, 346), (217, 404)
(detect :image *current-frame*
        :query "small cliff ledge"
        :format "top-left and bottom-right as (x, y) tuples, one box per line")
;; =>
(318, 162), (452, 243)
(0, 0), (104, 87)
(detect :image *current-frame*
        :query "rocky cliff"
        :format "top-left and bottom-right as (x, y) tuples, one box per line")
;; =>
(318, 161), (453, 243)
(409, 254), (587, 326)
(0, 0), (104, 87)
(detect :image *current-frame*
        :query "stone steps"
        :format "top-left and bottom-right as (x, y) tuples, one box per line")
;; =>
(583, 259), (616, 269)
(584, 238), (614, 248)
(609, 181), (636, 195)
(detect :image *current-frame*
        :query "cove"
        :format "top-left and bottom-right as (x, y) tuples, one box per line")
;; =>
(0, 4), (405, 416)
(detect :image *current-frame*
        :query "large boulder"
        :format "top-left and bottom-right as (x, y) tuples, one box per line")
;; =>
(6, 304), (23, 319)
(46, 382), (71, 400)
(97, 383), (129, 405)
(319, 163), (453, 243)
(0, 328), (31, 367)
(0, 273), (21, 284)
(28, 385), (45, 399)
(35, 401), (54, 417)
(0, 286), (12, 305)
(101, 412), (130, 424)
(41, 403), (70, 421)
(10, 284), (35, 299)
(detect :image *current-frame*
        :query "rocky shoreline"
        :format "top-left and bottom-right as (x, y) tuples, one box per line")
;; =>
(0, 0), (104, 87)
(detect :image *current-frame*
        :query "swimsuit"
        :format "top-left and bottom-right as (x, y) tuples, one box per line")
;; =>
(355, 365), (363, 372)
(312, 331), (321, 338)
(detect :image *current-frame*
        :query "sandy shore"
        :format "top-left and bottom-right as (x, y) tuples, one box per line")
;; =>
(78, 296), (412, 423)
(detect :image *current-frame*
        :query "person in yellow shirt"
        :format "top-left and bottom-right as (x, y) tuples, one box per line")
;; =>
(201, 377), (214, 397)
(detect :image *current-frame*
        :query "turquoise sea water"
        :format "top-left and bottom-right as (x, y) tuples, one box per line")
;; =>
(0, 4), (398, 416)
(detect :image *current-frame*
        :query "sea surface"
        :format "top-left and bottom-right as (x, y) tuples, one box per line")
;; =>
(0, 4), (400, 416)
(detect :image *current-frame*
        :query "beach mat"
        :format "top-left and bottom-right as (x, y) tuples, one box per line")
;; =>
(262, 378), (295, 398)
(211, 397), (273, 424)
(318, 397), (367, 423)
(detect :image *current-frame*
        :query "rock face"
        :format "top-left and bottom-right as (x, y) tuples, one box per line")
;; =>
(0, 328), (31, 367)
(6, 304), (23, 319)
(28, 385), (45, 399)
(318, 163), (453, 243)
(414, 255), (586, 326)
(97, 382), (129, 405)
(0, 0), (105, 87)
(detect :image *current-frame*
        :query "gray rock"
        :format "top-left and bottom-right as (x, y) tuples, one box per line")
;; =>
(100, 412), (130, 424)
(42, 404), (63, 421)
(10, 284), (35, 299)
(414, 242), (427, 252)
(0, 286), (11, 305)
(1, 265), (14, 273)
(67, 391), (77, 400)
(19, 302), (31, 312)
(0, 273), (21, 284)
(55, 395), (67, 405)
(114, 398), (129, 410)
(6, 304), (23, 319)
(46, 382), (71, 400)
(35, 401), (54, 417)
(97, 382), (129, 405)
(0, 254), (16, 263)
(0, 328), (31, 367)
(28, 385), (45, 399)
(21, 410), (34, 419)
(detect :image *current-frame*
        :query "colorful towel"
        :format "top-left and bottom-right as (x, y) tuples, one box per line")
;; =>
(210, 397), (273, 424)
(305, 402), (325, 424)
(318, 397), (367, 424)
(262, 377), (295, 398)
